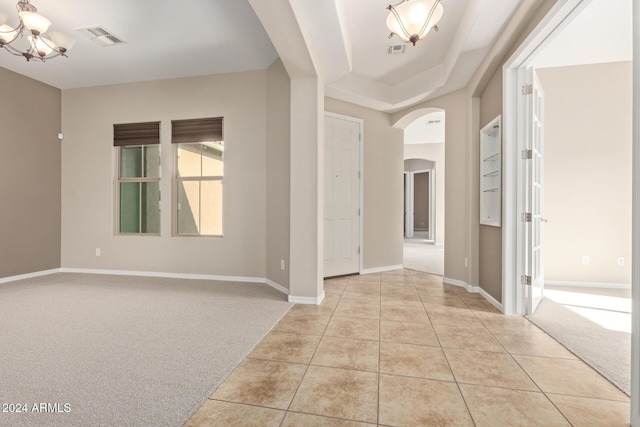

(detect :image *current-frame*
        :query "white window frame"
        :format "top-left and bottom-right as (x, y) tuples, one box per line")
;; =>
(116, 144), (161, 236)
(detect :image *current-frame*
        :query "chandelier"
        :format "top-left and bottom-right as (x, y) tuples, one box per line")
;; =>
(0, 0), (75, 62)
(387, 0), (444, 46)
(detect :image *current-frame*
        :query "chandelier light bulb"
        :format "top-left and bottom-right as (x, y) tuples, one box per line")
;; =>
(0, 24), (17, 43)
(0, 11), (7, 26)
(28, 35), (53, 57)
(386, 0), (444, 46)
(19, 11), (50, 35)
(50, 31), (75, 52)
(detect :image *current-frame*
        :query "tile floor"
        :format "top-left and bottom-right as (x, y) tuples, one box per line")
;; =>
(184, 269), (630, 427)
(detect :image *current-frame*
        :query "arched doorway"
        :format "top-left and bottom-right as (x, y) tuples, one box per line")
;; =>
(401, 110), (445, 275)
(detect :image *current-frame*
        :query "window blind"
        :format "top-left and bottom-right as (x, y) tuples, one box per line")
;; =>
(113, 121), (160, 146)
(171, 117), (223, 143)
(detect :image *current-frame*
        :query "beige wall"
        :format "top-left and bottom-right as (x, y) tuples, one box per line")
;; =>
(404, 143), (445, 244)
(0, 67), (61, 279)
(478, 66), (503, 301)
(266, 59), (291, 288)
(476, 0), (559, 302)
(61, 71), (270, 278)
(325, 97), (404, 270)
(538, 62), (632, 284)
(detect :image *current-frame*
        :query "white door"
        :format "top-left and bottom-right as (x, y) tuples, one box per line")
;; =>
(525, 68), (545, 314)
(324, 114), (361, 277)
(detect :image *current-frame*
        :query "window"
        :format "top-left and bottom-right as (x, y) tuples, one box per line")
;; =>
(172, 117), (224, 236)
(114, 122), (161, 235)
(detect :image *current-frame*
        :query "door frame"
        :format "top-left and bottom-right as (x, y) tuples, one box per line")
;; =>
(404, 172), (414, 238)
(404, 168), (436, 241)
(504, 0), (638, 424)
(502, 0), (589, 315)
(324, 111), (364, 274)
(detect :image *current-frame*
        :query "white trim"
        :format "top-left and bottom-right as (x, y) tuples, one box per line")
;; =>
(289, 291), (325, 306)
(478, 287), (504, 312)
(265, 279), (290, 295)
(361, 265), (405, 275)
(58, 268), (293, 298)
(632, 0), (640, 424)
(324, 111), (364, 277)
(502, 0), (587, 316)
(59, 268), (264, 283)
(445, 277), (504, 312)
(443, 277), (467, 288)
(545, 280), (632, 290)
(0, 268), (61, 284)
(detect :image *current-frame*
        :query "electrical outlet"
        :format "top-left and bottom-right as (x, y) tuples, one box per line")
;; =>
(280, 259), (285, 271)
(618, 257), (625, 266)
(582, 255), (589, 265)
(95, 248), (101, 257)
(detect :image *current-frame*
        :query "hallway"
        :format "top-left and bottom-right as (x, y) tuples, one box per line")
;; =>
(186, 269), (630, 426)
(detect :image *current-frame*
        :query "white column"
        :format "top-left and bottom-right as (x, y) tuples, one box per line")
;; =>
(289, 77), (325, 304)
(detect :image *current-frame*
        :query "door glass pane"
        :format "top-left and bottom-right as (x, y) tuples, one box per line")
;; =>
(177, 143), (202, 177)
(120, 182), (140, 233)
(201, 180), (223, 235)
(177, 180), (200, 234)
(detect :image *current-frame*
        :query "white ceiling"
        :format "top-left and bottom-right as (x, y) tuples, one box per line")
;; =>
(0, 0), (278, 89)
(0, 0), (523, 112)
(533, 0), (632, 69)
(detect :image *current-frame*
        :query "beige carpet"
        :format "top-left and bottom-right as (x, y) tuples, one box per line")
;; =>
(403, 238), (444, 276)
(528, 290), (631, 395)
(0, 273), (291, 427)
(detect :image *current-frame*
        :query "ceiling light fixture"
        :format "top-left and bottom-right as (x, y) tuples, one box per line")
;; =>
(0, 0), (75, 62)
(386, 0), (444, 46)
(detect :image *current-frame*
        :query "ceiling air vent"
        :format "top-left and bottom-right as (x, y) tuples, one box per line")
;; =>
(387, 44), (405, 55)
(427, 120), (441, 125)
(76, 26), (126, 47)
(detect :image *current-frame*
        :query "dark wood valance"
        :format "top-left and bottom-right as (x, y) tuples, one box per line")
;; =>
(113, 121), (160, 146)
(171, 117), (223, 143)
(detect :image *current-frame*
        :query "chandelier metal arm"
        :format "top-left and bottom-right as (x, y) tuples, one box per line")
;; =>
(0, 0), (73, 62)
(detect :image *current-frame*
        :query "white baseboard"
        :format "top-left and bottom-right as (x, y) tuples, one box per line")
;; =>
(265, 279), (289, 296)
(0, 268), (61, 284)
(478, 288), (504, 312)
(59, 268), (267, 283)
(443, 277), (467, 288)
(2, 267), (330, 306)
(545, 280), (632, 290)
(361, 265), (404, 274)
(289, 291), (325, 306)
(444, 277), (504, 312)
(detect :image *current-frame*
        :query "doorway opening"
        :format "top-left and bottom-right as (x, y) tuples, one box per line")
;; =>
(402, 110), (445, 275)
(503, 0), (635, 411)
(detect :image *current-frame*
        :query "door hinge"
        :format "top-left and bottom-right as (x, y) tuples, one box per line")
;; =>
(522, 84), (533, 95)
(358, 170), (361, 179)
(521, 275), (531, 285)
(357, 246), (361, 254)
(521, 212), (532, 222)
(521, 149), (532, 160)
(357, 208), (361, 216)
